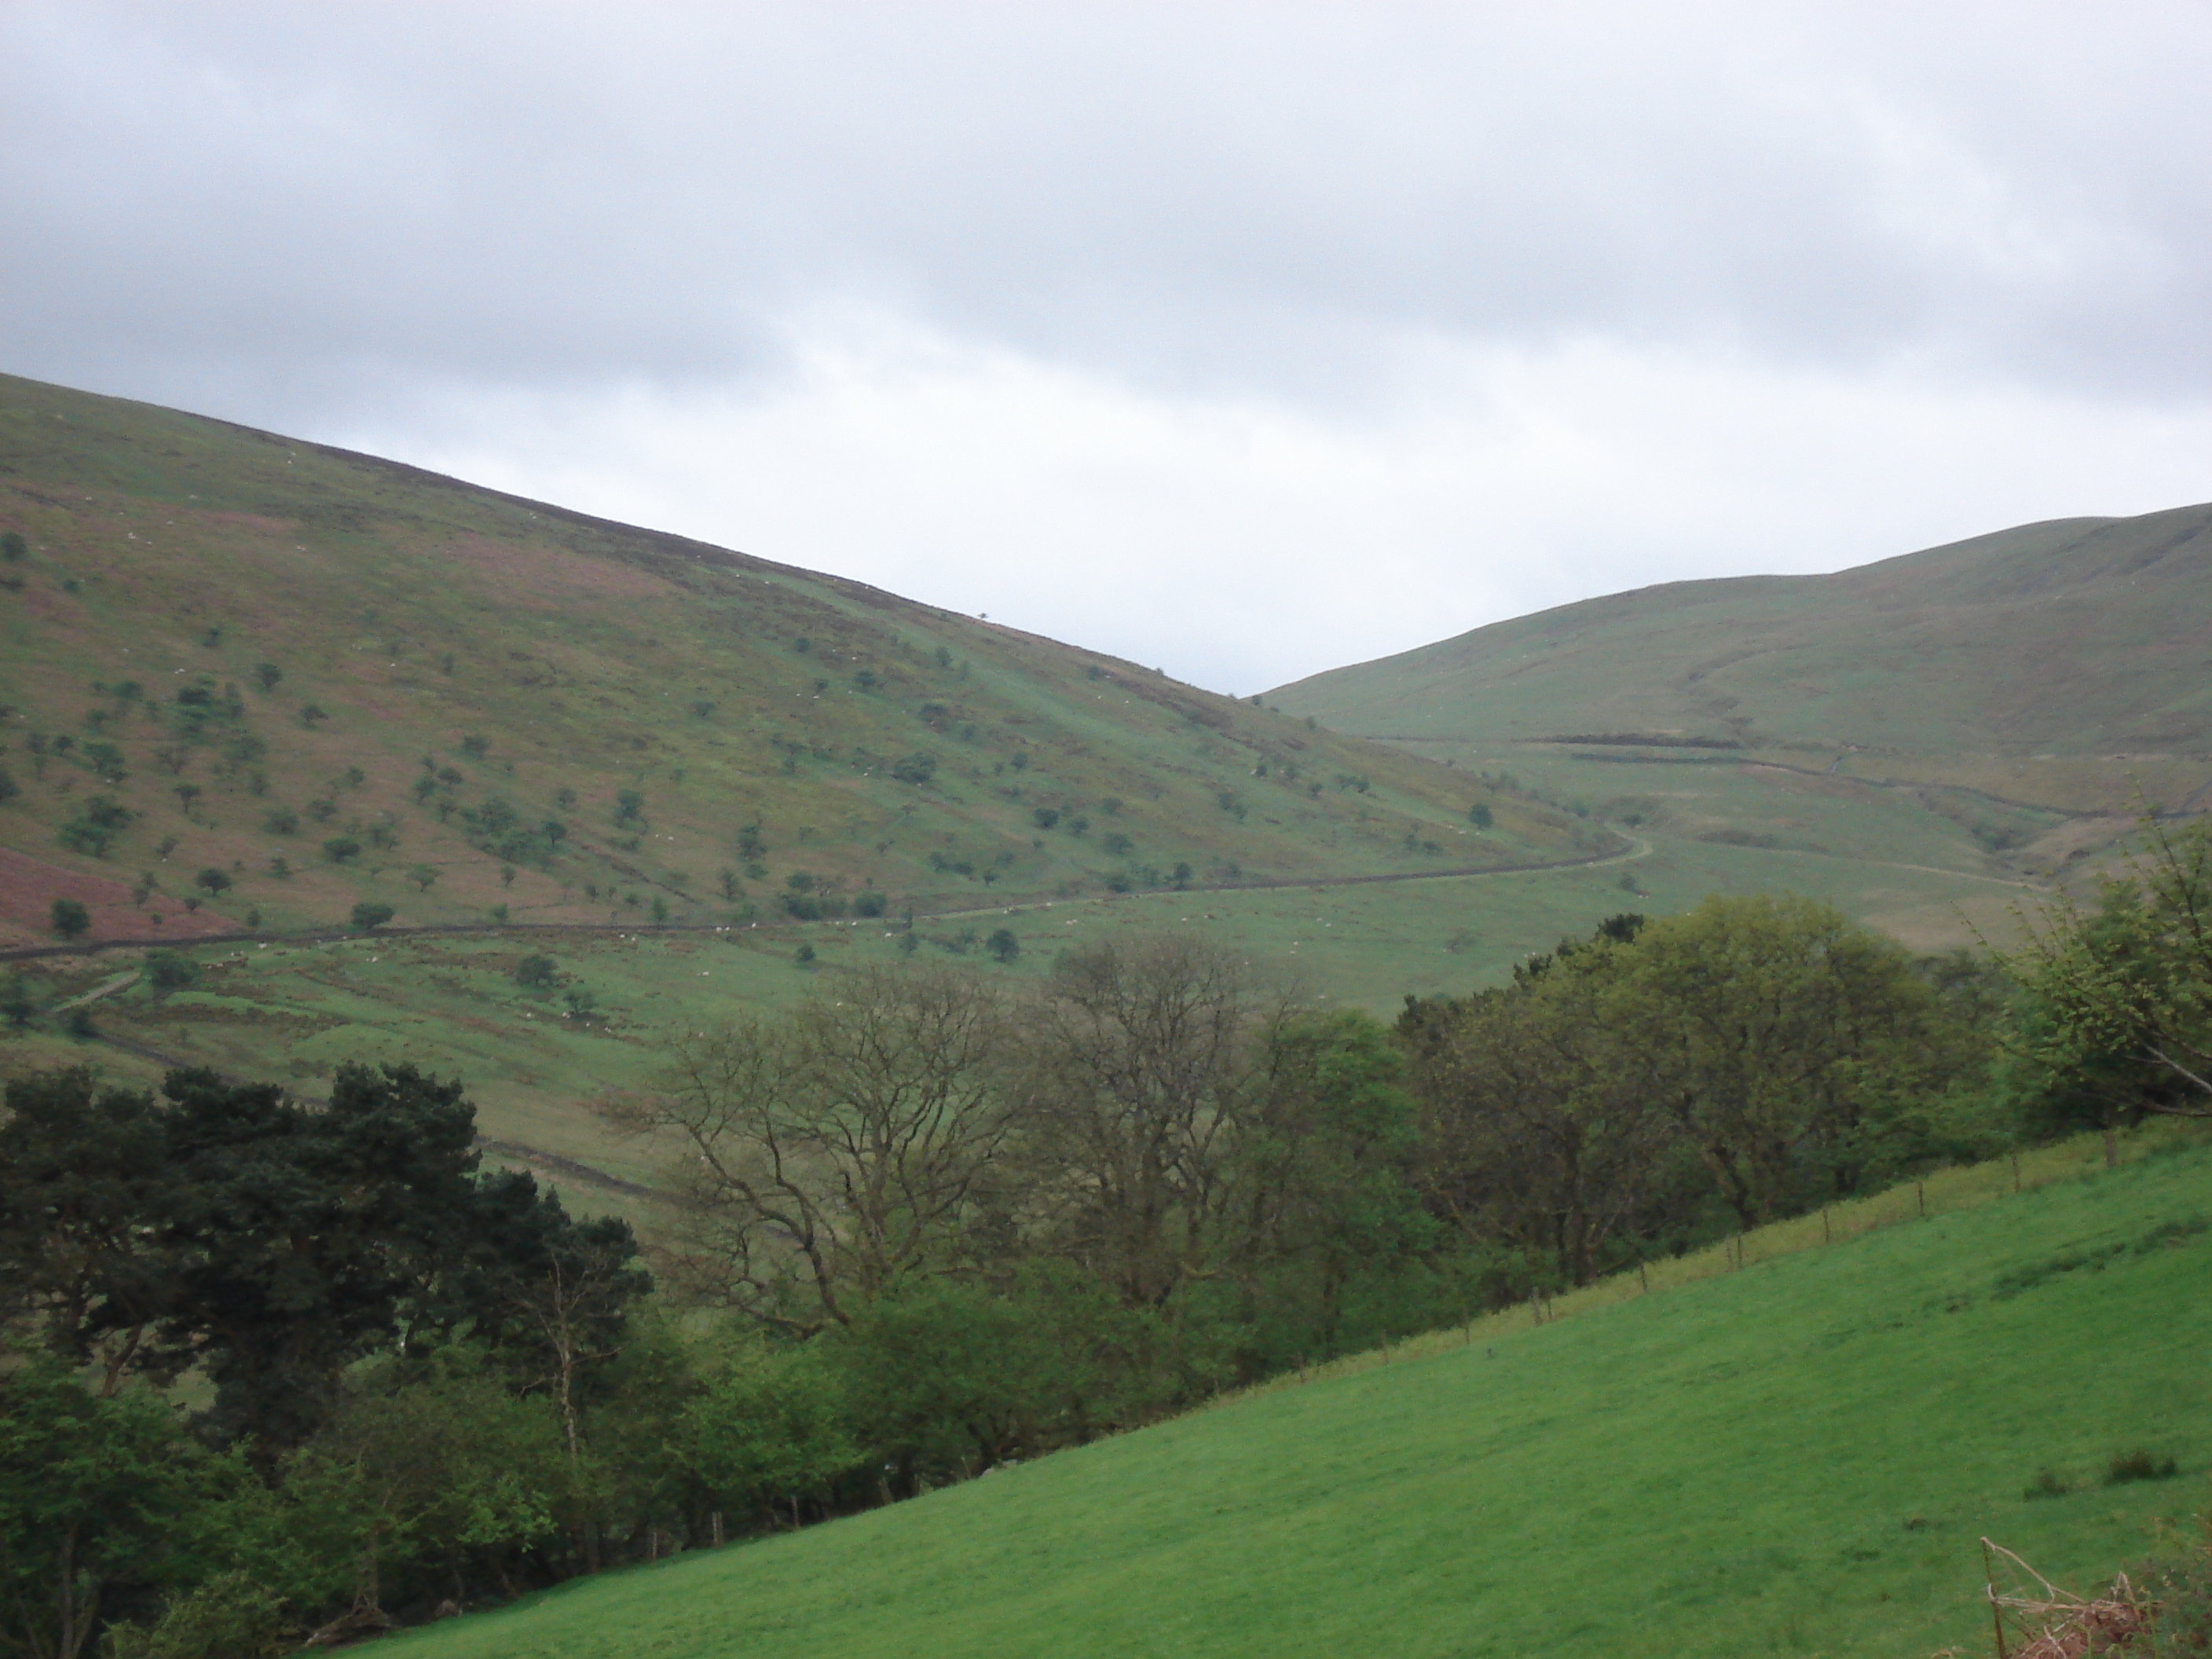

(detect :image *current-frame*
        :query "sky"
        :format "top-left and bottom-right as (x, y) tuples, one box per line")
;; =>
(5, 2), (2210, 694)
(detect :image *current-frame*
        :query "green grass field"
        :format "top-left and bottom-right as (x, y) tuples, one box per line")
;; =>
(379, 1128), (2212, 1659)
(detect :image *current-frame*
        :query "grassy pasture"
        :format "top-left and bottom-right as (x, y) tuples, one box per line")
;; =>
(382, 1127), (2212, 1659)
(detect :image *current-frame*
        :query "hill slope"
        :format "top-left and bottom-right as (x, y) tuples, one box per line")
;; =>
(1274, 504), (2212, 786)
(1272, 504), (2212, 905)
(0, 371), (1583, 954)
(382, 1131), (2212, 1659)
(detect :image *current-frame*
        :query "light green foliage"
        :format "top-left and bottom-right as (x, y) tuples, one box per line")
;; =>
(378, 1137), (2212, 1659)
(2005, 815), (2212, 1126)
(678, 1339), (858, 1525)
(0, 1361), (224, 1659)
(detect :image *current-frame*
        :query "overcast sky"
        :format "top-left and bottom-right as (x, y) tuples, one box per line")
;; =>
(5, 2), (2210, 692)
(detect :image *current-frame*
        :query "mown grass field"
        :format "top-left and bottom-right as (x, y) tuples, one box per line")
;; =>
(379, 1128), (2212, 1659)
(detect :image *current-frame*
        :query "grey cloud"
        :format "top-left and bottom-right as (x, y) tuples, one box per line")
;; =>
(5, 0), (2210, 431)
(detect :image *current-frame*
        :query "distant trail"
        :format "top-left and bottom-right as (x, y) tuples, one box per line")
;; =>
(0, 840), (1644, 963)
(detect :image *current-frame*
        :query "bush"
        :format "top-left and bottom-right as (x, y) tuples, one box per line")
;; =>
(321, 837), (362, 863)
(614, 789), (645, 826)
(1033, 808), (1060, 831)
(515, 954), (561, 991)
(854, 890), (889, 920)
(2023, 1469), (2073, 1500)
(49, 897), (91, 939)
(459, 734), (489, 760)
(193, 868), (233, 896)
(349, 902), (394, 932)
(2106, 1449), (2180, 1485)
(892, 753), (938, 786)
(253, 662), (281, 692)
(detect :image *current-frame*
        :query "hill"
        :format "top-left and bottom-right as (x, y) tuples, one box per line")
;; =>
(376, 1127), (2212, 1659)
(0, 370), (1584, 958)
(1271, 505), (2212, 909)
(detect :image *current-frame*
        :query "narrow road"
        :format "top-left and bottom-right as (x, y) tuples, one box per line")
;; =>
(0, 837), (1644, 964)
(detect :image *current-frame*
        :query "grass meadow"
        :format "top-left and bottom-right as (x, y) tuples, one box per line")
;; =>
(381, 1127), (2212, 1659)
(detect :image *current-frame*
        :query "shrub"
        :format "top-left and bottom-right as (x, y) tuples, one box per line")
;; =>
(854, 890), (888, 918)
(1469, 801), (1493, 829)
(322, 837), (363, 863)
(0, 767), (15, 804)
(57, 797), (135, 858)
(0, 531), (24, 561)
(794, 943), (816, 967)
(1102, 833), (1133, 857)
(2023, 1470), (2073, 1500)
(2106, 1450), (2180, 1485)
(987, 928), (1020, 965)
(49, 897), (91, 939)
(892, 753), (938, 786)
(613, 789), (645, 826)
(350, 901), (394, 931)
(459, 733), (489, 760)
(515, 954), (560, 991)
(192, 867), (232, 895)
(1033, 808), (1060, 831)
(298, 704), (328, 726)
(144, 950), (200, 997)
(253, 661), (282, 691)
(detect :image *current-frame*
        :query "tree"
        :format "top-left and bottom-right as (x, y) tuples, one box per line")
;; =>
(252, 663), (281, 692)
(515, 955), (560, 991)
(323, 837), (362, 863)
(298, 705), (328, 727)
(1011, 936), (1269, 1307)
(986, 928), (1020, 965)
(2002, 815), (2212, 1145)
(0, 1361), (224, 1659)
(407, 864), (439, 893)
(1229, 1011), (1436, 1346)
(1619, 894), (1959, 1227)
(350, 902), (394, 932)
(606, 965), (1013, 1331)
(193, 868), (232, 897)
(613, 790), (644, 827)
(0, 530), (25, 561)
(1467, 801), (1492, 829)
(50, 897), (92, 939)
(145, 951), (200, 999)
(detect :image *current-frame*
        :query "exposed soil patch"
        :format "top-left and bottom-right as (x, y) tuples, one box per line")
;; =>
(0, 848), (239, 950)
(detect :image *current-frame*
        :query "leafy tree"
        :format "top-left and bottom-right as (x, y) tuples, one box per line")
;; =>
(407, 864), (438, 892)
(298, 705), (328, 727)
(173, 783), (201, 814)
(986, 928), (1020, 965)
(51, 897), (93, 939)
(514, 955), (560, 991)
(1467, 801), (1493, 829)
(678, 1338), (856, 1529)
(613, 790), (644, 826)
(58, 797), (135, 857)
(350, 902), (394, 931)
(252, 663), (281, 692)
(145, 951), (201, 998)
(193, 868), (232, 897)
(321, 837), (362, 863)
(0, 1361), (225, 1659)
(2004, 815), (2212, 1137)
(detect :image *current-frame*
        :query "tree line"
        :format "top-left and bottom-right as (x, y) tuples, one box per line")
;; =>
(7, 843), (2208, 1657)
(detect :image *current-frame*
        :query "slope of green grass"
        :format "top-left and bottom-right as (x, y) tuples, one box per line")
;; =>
(382, 1132), (2212, 1659)
(0, 372), (1581, 952)
(1273, 503), (2212, 793)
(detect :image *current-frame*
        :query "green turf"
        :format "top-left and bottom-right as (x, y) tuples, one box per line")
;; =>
(380, 1133), (2212, 1659)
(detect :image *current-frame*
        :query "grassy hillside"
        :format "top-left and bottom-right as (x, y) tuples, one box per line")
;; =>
(0, 371), (1582, 958)
(1272, 504), (2212, 907)
(379, 1126), (2212, 1659)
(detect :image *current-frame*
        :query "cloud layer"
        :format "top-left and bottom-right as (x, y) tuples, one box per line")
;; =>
(5, 2), (2210, 688)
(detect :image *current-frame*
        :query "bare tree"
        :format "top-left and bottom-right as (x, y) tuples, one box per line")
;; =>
(1011, 935), (1273, 1307)
(599, 964), (1012, 1330)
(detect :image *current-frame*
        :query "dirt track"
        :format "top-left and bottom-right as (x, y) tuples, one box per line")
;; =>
(0, 838), (1641, 965)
